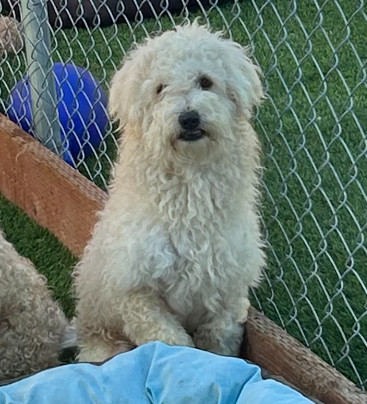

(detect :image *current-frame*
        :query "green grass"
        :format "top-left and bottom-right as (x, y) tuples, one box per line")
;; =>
(0, 194), (76, 318)
(1, 0), (366, 390)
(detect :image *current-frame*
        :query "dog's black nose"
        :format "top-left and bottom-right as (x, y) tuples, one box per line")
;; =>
(179, 110), (201, 131)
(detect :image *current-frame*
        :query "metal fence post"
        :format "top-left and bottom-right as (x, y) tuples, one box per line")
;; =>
(20, 0), (62, 155)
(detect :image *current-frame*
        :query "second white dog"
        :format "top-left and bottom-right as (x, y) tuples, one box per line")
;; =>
(74, 22), (265, 362)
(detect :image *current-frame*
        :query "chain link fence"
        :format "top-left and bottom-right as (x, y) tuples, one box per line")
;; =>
(1, 0), (366, 391)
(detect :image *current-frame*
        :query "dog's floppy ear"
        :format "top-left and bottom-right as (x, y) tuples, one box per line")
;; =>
(108, 57), (138, 129)
(109, 45), (150, 129)
(225, 42), (264, 117)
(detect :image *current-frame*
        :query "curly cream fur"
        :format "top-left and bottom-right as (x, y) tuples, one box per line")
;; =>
(0, 16), (22, 57)
(0, 230), (68, 380)
(74, 22), (265, 362)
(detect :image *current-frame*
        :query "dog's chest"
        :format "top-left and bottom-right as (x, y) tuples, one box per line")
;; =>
(153, 173), (242, 324)
(159, 224), (235, 326)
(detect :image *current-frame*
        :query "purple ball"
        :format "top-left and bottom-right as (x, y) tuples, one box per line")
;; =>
(8, 62), (108, 166)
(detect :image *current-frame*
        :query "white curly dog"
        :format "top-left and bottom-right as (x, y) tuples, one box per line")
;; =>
(74, 22), (265, 362)
(0, 230), (70, 380)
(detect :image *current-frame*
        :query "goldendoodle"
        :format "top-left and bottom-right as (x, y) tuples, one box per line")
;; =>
(0, 230), (70, 380)
(74, 22), (265, 362)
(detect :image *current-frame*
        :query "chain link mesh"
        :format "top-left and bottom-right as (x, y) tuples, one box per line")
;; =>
(1, 0), (366, 390)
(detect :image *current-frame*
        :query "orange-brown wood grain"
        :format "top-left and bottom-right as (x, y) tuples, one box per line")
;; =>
(0, 113), (107, 257)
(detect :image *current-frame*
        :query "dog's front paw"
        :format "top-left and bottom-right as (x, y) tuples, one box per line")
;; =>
(194, 334), (240, 356)
(157, 331), (195, 348)
(193, 320), (244, 357)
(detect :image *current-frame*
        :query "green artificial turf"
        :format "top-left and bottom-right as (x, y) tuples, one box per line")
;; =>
(0, 194), (76, 318)
(0, 0), (366, 390)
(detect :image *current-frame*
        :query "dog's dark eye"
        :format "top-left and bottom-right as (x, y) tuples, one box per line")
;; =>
(156, 84), (164, 94)
(199, 76), (213, 90)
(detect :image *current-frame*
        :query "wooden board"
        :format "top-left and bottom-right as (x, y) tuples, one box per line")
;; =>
(244, 307), (366, 404)
(0, 114), (365, 403)
(0, 114), (107, 256)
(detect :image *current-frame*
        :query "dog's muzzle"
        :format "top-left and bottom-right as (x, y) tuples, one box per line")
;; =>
(178, 110), (206, 141)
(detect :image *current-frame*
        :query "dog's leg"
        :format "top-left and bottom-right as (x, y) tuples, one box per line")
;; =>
(121, 288), (194, 348)
(193, 318), (244, 356)
(193, 297), (250, 356)
(78, 336), (131, 363)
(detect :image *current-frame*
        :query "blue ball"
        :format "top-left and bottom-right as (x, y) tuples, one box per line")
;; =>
(7, 62), (108, 166)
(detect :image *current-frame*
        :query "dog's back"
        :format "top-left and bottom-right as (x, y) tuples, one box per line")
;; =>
(0, 231), (69, 380)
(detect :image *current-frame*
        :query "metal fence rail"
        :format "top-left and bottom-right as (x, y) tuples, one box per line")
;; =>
(1, 0), (366, 390)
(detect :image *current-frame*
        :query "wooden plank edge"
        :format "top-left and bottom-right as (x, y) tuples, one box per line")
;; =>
(243, 307), (365, 404)
(0, 114), (365, 403)
(0, 113), (107, 256)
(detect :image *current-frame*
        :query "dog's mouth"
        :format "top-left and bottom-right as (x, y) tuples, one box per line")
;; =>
(178, 129), (206, 142)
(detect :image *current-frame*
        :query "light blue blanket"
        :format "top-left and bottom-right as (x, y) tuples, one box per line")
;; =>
(0, 341), (312, 404)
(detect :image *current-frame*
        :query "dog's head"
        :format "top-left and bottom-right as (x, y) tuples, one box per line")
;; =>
(109, 23), (263, 164)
